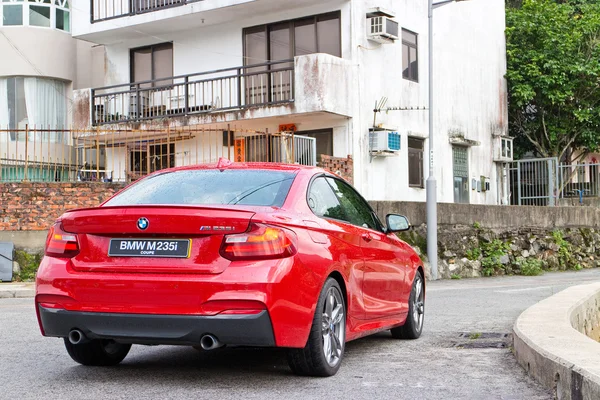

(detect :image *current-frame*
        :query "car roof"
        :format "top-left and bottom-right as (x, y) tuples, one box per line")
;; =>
(155, 159), (328, 175)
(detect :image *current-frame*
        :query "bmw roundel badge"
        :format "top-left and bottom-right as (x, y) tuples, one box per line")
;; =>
(137, 217), (149, 230)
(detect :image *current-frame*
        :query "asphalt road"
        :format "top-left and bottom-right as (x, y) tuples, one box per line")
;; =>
(3, 270), (600, 400)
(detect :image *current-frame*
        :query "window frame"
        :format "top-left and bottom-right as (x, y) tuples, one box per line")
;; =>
(242, 10), (342, 66)
(307, 174), (385, 233)
(402, 29), (419, 83)
(129, 42), (174, 87)
(408, 137), (425, 188)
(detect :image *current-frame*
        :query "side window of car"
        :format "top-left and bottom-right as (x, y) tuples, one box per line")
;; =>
(308, 177), (346, 220)
(325, 177), (381, 231)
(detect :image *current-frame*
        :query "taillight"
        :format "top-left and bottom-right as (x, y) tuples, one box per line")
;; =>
(220, 223), (297, 261)
(45, 222), (80, 258)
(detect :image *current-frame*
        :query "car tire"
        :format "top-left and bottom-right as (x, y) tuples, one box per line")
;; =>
(287, 277), (346, 377)
(391, 270), (425, 340)
(64, 338), (132, 366)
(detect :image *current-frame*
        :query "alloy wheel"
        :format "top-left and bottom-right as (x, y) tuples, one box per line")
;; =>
(321, 286), (345, 367)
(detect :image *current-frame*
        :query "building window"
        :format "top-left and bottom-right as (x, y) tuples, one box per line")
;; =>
(3, 4), (23, 26)
(1, 0), (70, 31)
(408, 137), (424, 188)
(30, 4), (51, 28)
(243, 11), (342, 64)
(0, 76), (67, 142)
(130, 43), (173, 86)
(402, 29), (418, 82)
(299, 129), (333, 164)
(452, 146), (469, 204)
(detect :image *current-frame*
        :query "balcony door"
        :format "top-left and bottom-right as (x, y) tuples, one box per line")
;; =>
(130, 43), (173, 118)
(243, 11), (341, 106)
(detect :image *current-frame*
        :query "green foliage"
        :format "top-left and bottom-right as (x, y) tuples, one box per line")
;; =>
(473, 222), (481, 230)
(506, 0), (600, 159)
(451, 274), (462, 280)
(514, 256), (545, 276)
(466, 247), (482, 261)
(469, 332), (482, 340)
(13, 250), (42, 282)
(480, 239), (511, 277)
(552, 230), (573, 267)
(398, 231), (427, 255)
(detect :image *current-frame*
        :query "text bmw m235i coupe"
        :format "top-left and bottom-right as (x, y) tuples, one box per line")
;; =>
(36, 160), (425, 377)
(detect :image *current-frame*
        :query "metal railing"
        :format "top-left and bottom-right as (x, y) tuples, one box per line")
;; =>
(558, 163), (600, 201)
(1, 126), (315, 183)
(92, 60), (295, 126)
(91, 0), (202, 23)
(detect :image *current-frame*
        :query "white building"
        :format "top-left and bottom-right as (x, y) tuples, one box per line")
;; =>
(0, 0), (96, 181)
(70, 0), (510, 204)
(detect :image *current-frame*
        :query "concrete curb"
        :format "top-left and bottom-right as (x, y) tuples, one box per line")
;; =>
(0, 283), (35, 299)
(513, 282), (600, 400)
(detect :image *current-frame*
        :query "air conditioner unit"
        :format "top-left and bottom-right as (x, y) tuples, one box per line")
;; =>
(367, 16), (399, 43)
(370, 129), (401, 153)
(493, 135), (514, 162)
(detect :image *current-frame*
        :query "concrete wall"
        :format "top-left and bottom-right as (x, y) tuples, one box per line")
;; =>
(371, 201), (600, 230)
(0, 28), (75, 82)
(350, 0), (507, 204)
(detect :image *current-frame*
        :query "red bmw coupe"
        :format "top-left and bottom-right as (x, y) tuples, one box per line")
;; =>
(35, 161), (425, 377)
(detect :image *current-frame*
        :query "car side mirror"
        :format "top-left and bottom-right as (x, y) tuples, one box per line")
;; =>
(386, 214), (410, 233)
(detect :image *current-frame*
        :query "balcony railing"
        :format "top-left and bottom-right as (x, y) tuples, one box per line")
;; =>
(91, 0), (203, 23)
(91, 60), (295, 126)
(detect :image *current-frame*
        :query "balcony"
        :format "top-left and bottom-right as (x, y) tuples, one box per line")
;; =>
(88, 54), (354, 127)
(92, 0), (199, 22)
(92, 60), (295, 125)
(75, 0), (327, 43)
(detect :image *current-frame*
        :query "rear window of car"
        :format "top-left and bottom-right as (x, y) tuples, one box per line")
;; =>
(103, 169), (297, 207)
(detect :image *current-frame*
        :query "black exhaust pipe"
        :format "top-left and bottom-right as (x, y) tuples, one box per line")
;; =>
(200, 334), (223, 350)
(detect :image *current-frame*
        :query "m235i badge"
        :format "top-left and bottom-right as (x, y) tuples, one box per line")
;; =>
(200, 226), (235, 231)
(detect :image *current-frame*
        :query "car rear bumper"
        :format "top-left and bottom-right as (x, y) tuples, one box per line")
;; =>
(38, 305), (275, 347)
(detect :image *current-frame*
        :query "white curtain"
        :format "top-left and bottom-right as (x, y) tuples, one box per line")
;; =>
(0, 78), (8, 132)
(24, 77), (67, 143)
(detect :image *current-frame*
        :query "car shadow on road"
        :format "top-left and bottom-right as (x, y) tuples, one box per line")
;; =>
(59, 332), (400, 382)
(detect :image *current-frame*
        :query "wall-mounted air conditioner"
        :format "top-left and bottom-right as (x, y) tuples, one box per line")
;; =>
(493, 135), (514, 162)
(367, 16), (399, 43)
(369, 129), (401, 154)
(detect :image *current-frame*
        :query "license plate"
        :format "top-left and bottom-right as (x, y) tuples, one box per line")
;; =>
(108, 239), (191, 258)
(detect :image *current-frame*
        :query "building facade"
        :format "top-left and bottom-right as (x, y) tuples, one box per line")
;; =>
(71, 0), (509, 204)
(0, 0), (96, 181)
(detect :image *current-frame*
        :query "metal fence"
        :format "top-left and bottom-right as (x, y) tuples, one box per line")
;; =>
(507, 158), (558, 206)
(558, 162), (600, 201)
(0, 126), (316, 183)
(507, 158), (600, 206)
(92, 60), (295, 126)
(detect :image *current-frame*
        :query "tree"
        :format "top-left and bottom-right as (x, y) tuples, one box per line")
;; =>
(506, 0), (600, 161)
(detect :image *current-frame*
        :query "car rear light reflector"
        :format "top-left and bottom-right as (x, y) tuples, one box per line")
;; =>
(220, 223), (297, 260)
(45, 222), (80, 258)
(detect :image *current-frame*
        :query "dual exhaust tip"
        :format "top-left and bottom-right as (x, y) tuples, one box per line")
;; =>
(200, 334), (223, 350)
(68, 329), (224, 350)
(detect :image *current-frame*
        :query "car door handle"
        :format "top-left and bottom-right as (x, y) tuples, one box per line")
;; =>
(361, 233), (373, 242)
